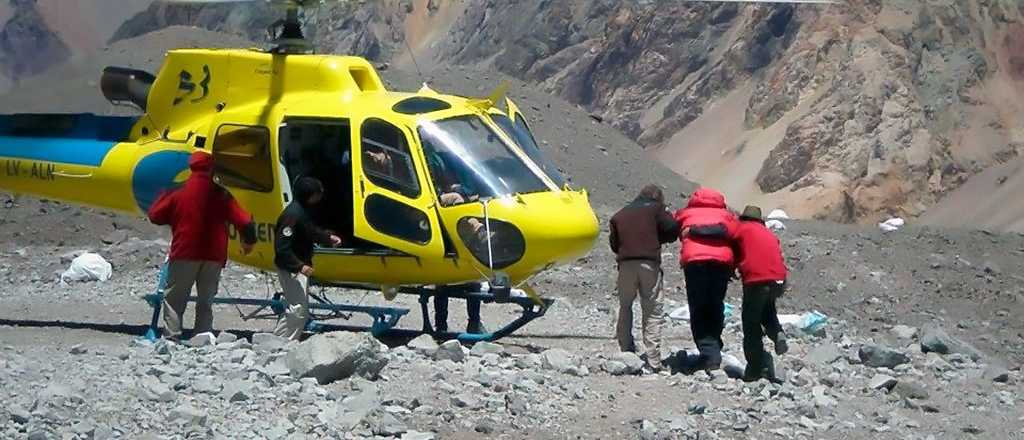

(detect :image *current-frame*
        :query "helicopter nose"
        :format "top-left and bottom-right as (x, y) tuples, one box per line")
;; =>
(450, 190), (599, 281)
(522, 194), (599, 265)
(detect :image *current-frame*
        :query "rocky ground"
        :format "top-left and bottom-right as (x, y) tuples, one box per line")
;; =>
(2, 194), (1023, 439)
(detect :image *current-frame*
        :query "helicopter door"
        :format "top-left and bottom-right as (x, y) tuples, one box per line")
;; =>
(350, 117), (445, 257)
(209, 122), (283, 266)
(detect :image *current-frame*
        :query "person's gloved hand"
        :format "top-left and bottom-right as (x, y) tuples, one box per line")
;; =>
(774, 280), (787, 298)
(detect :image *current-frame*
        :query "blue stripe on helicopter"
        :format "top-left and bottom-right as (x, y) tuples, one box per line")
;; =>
(0, 114), (137, 167)
(132, 150), (192, 213)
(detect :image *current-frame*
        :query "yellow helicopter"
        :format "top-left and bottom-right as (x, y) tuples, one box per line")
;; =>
(0, 0), (600, 341)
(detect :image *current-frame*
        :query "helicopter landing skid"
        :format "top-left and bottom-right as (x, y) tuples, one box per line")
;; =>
(141, 265), (553, 343)
(311, 282), (556, 343)
(141, 292), (410, 342)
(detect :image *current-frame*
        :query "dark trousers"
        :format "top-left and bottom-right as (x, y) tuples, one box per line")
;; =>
(434, 284), (482, 333)
(683, 261), (732, 365)
(741, 282), (784, 374)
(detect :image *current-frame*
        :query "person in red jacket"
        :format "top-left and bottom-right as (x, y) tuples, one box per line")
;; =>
(148, 151), (257, 341)
(733, 205), (788, 382)
(673, 187), (739, 370)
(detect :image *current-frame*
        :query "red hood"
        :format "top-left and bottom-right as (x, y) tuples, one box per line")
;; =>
(686, 187), (726, 209)
(188, 151), (214, 177)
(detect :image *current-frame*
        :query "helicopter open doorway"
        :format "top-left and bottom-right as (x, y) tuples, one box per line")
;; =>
(278, 118), (360, 245)
(277, 117), (448, 257)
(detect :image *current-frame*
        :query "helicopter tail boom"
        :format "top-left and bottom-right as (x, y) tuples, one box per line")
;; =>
(0, 113), (169, 215)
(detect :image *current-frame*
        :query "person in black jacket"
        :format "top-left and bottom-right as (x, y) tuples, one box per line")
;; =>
(273, 177), (341, 340)
(609, 185), (680, 372)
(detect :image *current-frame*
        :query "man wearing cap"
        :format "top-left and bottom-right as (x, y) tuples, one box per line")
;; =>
(609, 184), (680, 371)
(732, 205), (789, 382)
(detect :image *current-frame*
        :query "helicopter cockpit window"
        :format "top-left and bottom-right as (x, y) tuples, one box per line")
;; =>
(360, 118), (420, 199)
(212, 124), (274, 192)
(418, 115), (548, 205)
(490, 113), (567, 187)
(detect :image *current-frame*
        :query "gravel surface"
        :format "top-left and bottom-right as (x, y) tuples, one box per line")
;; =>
(2, 195), (1023, 439)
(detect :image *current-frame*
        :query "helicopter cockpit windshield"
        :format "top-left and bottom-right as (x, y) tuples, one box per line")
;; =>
(488, 113), (567, 188)
(418, 115), (550, 205)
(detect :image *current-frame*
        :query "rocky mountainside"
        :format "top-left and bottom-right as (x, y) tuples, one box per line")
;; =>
(0, 0), (153, 94)
(0, 0), (69, 89)
(110, 0), (414, 62)
(429, 0), (1024, 225)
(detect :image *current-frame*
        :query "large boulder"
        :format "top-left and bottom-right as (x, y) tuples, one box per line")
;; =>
(470, 342), (505, 357)
(858, 344), (910, 368)
(406, 334), (439, 355)
(541, 349), (578, 374)
(892, 380), (930, 400)
(434, 340), (466, 363)
(604, 352), (645, 376)
(286, 332), (389, 384)
(253, 333), (291, 353)
(869, 374), (897, 391)
(921, 326), (983, 361)
(806, 344), (843, 367)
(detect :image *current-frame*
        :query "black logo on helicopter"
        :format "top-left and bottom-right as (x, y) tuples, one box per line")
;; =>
(173, 65), (211, 106)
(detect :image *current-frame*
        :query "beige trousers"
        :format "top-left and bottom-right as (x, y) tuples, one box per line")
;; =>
(163, 260), (222, 339)
(274, 269), (310, 341)
(616, 260), (665, 369)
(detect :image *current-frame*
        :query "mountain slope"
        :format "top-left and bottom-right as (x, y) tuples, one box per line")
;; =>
(0, 0), (69, 87)
(0, 26), (255, 115)
(429, 0), (1024, 226)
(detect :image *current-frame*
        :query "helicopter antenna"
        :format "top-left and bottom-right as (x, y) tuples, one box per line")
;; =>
(404, 37), (426, 86)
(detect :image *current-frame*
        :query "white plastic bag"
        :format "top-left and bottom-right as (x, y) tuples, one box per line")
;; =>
(767, 209), (790, 220)
(798, 310), (828, 333)
(878, 217), (905, 233)
(669, 304), (735, 321)
(668, 306), (691, 321)
(61, 253), (112, 283)
(778, 314), (802, 326)
(766, 219), (787, 231)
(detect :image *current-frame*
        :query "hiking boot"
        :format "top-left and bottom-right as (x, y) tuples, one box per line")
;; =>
(697, 353), (721, 371)
(466, 321), (487, 335)
(742, 369), (763, 382)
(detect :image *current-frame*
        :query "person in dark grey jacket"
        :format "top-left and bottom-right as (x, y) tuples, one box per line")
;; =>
(273, 177), (341, 340)
(609, 184), (680, 371)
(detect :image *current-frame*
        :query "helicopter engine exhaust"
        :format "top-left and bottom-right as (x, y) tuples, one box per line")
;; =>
(100, 66), (156, 110)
